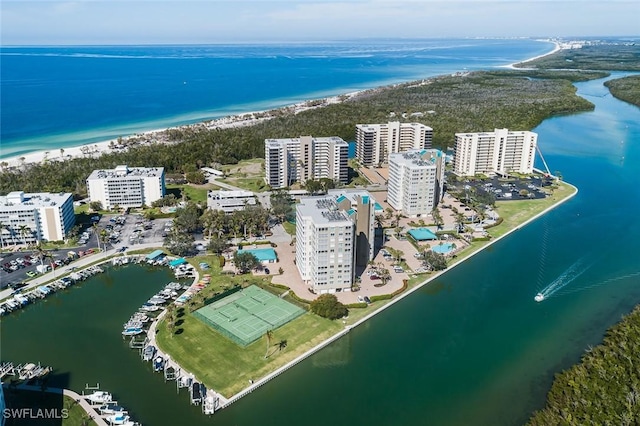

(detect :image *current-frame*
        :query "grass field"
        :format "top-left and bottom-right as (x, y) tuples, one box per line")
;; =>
(157, 311), (341, 397)
(166, 184), (211, 204)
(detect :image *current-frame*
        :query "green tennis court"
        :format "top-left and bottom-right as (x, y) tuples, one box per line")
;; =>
(193, 285), (305, 346)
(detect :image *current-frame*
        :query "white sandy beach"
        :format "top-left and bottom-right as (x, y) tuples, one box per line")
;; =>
(1, 40), (565, 170)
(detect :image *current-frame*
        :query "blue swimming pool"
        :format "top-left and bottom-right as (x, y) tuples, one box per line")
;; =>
(432, 243), (454, 254)
(237, 248), (277, 262)
(408, 228), (438, 241)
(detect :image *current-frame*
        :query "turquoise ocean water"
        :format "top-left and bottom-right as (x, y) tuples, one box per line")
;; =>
(0, 39), (552, 158)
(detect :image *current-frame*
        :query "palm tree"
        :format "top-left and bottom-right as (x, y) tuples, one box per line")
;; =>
(264, 329), (273, 359)
(18, 224), (31, 246)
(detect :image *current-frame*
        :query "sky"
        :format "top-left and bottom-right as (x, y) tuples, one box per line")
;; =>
(1, 0), (639, 45)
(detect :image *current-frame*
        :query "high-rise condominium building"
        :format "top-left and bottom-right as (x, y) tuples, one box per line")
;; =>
(0, 191), (75, 244)
(387, 149), (445, 217)
(454, 128), (537, 176)
(355, 121), (433, 166)
(328, 189), (377, 268)
(86, 165), (165, 209)
(296, 197), (355, 294)
(264, 136), (348, 189)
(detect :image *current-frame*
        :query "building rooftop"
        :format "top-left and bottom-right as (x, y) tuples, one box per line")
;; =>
(87, 165), (164, 180)
(298, 196), (352, 225)
(0, 191), (72, 209)
(265, 136), (348, 147)
(389, 149), (443, 168)
(208, 190), (255, 199)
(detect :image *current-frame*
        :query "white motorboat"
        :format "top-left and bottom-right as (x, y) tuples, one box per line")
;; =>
(122, 327), (143, 336)
(534, 293), (545, 302)
(105, 413), (130, 425)
(203, 394), (216, 415)
(18, 363), (37, 380)
(142, 345), (156, 361)
(98, 403), (126, 415)
(85, 390), (113, 404)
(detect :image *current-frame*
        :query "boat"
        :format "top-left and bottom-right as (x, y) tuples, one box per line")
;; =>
(85, 390), (113, 404)
(534, 293), (545, 302)
(18, 363), (37, 380)
(142, 345), (156, 361)
(190, 381), (203, 405)
(99, 403), (126, 415)
(177, 375), (192, 388)
(203, 394), (216, 414)
(122, 327), (143, 336)
(139, 303), (160, 312)
(106, 413), (130, 425)
(153, 355), (165, 372)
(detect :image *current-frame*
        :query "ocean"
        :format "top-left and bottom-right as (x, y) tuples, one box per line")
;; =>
(0, 38), (553, 159)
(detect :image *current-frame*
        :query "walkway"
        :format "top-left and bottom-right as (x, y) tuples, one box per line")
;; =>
(7, 384), (108, 426)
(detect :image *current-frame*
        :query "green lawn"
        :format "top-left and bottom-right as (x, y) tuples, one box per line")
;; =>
(166, 184), (211, 204)
(218, 177), (269, 192)
(282, 221), (296, 236)
(157, 310), (342, 397)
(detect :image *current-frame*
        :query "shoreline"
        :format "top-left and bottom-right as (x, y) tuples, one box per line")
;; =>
(220, 182), (579, 404)
(160, 181), (579, 405)
(0, 39), (562, 169)
(501, 38), (562, 69)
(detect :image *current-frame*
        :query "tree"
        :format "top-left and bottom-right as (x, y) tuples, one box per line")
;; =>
(270, 190), (293, 224)
(304, 179), (323, 194)
(174, 202), (202, 233)
(164, 228), (195, 257)
(89, 201), (103, 212)
(233, 251), (260, 274)
(420, 250), (447, 271)
(185, 170), (207, 184)
(310, 294), (348, 320)
(386, 247), (404, 264)
(431, 207), (443, 230)
(207, 236), (229, 255)
(18, 224), (31, 245)
(377, 265), (391, 286)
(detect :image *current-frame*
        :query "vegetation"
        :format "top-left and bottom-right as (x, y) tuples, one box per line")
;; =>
(605, 75), (640, 107)
(1, 70), (601, 196)
(528, 304), (640, 425)
(516, 42), (640, 71)
(157, 311), (342, 397)
(310, 294), (349, 319)
(233, 251), (260, 274)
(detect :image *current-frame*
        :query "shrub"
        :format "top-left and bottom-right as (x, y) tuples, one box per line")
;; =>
(218, 255), (225, 267)
(346, 302), (368, 309)
(370, 294), (393, 302)
(310, 294), (348, 319)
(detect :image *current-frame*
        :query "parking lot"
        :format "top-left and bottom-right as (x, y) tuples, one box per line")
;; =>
(0, 213), (172, 289)
(447, 173), (550, 202)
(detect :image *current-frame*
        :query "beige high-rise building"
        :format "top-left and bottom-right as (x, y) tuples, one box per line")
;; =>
(355, 121), (433, 166)
(454, 128), (537, 176)
(86, 165), (165, 209)
(265, 136), (349, 189)
(387, 149), (445, 217)
(0, 191), (75, 244)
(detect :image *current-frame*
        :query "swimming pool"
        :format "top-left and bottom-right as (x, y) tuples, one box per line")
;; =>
(408, 228), (438, 241)
(432, 243), (454, 254)
(236, 247), (277, 263)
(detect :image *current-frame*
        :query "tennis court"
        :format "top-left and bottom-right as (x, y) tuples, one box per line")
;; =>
(193, 285), (305, 346)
